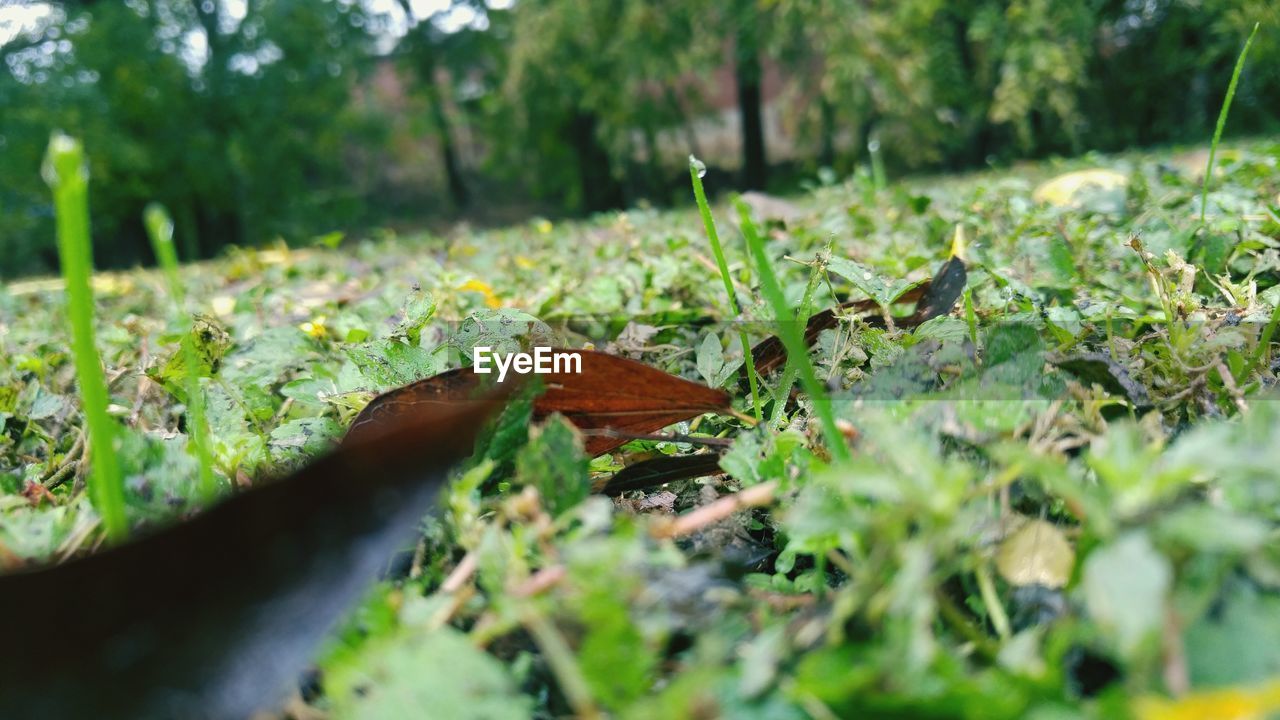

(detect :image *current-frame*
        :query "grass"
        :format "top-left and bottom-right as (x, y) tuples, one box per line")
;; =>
(733, 196), (850, 463)
(42, 132), (128, 542)
(144, 203), (218, 502)
(4, 136), (1280, 718)
(1200, 22), (1260, 225)
(689, 156), (764, 420)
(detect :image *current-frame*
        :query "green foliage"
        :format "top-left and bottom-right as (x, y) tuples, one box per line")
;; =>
(326, 626), (530, 719)
(826, 256), (929, 310)
(514, 414), (589, 516)
(1, 1), (376, 275)
(4, 138), (1280, 718)
(3, 1), (1278, 277)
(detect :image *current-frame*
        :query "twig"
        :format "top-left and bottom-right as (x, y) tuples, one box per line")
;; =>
(522, 611), (602, 720)
(409, 536), (428, 580)
(440, 550), (478, 594)
(1163, 605), (1190, 697)
(651, 480), (778, 538)
(935, 590), (1000, 660)
(42, 431), (85, 490)
(1215, 360), (1248, 413)
(513, 565), (566, 598)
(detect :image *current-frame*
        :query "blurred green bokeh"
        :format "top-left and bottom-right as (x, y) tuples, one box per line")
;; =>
(0, 0), (1275, 277)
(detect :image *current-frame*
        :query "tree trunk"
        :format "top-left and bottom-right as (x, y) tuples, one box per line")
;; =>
(424, 74), (469, 210)
(567, 112), (625, 213)
(818, 97), (836, 168)
(735, 13), (767, 190)
(192, 0), (246, 253)
(394, 0), (470, 211)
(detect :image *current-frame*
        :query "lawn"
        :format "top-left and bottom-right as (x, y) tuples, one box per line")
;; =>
(2, 140), (1280, 718)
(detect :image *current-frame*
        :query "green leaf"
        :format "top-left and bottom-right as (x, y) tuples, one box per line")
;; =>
(392, 288), (436, 346)
(696, 332), (726, 388)
(1082, 532), (1170, 659)
(1154, 505), (1269, 554)
(515, 414), (589, 515)
(1184, 581), (1280, 687)
(327, 627), (530, 720)
(1047, 236), (1078, 284)
(147, 316), (232, 403)
(827, 256), (926, 309)
(345, 340), (442, 390)
(449, 309), (557, 361)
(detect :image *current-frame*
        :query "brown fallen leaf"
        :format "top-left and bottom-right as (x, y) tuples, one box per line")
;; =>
(346, 349), (733, 457)
(751, 256), (967, 376)
(0, 387), (507, 720)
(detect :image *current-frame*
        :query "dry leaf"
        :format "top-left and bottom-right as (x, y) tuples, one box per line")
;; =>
(996, 518), (1076, 589)
(0, 389), (506, 719)
(346, 349), (732, 457)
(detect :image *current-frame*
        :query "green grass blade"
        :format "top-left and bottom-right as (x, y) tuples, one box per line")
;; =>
(1245, 300), (1280, 379)
(43, 132), (128, 541)
(145, 203), (184, 304)
(145, 203), (219, 502)
(1200, 22), (1260, 225)
(734, 198), (851, 463)
(769, 241), (827, 426)
(689, 156), (763, 420)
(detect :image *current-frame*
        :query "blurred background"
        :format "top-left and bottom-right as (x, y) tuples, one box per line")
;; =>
(1, 0), (1276, 278)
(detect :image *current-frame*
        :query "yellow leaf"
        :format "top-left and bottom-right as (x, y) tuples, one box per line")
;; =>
(995, 519), (1075, 589)
(1033, 169), (1128, 208)
(458, 279), (502, 309)
(1134, 679), (1280, 720)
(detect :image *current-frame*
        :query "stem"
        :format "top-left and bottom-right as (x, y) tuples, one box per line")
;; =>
(522, 610), (601, 719)
(735, 199), (851, 463)
(976, 564), (1011, 640)
(1245, 300), (1280, 378)
(689, 157), (764, 420)
(44, 132), (128, 541)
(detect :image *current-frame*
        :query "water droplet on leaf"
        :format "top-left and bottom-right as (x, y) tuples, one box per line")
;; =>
(689, 155), (707, 179)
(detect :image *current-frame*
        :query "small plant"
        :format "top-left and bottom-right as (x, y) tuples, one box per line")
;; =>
(43, 132), (128, 541)
(734, 197), (851, 463)
(689, 156), (763, 419)
(144, 203), (219, 501)
(1200, 22), (1260, 224)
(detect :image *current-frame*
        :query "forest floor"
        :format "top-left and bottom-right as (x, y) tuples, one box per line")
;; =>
(2, 139), (1280, 719)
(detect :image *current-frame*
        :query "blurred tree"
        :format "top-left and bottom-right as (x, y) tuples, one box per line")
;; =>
(1, 0), (1275, 278)
(728, 0), (768, 189)
(500, 0), (714, 212)
(389, 0), (486, 211)
(778, 0), (1097, 171)
(0, 0), (375, 273)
